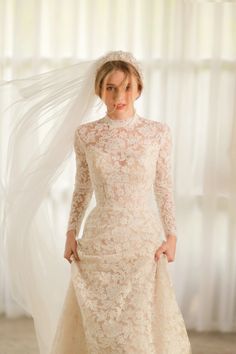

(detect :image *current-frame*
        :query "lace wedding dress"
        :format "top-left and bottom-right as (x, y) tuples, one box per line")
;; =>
(49, 111), (192, 354)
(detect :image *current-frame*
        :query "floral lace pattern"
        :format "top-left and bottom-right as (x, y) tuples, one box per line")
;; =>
(50, 114), (192, 353)
(67, 114), (177, 238)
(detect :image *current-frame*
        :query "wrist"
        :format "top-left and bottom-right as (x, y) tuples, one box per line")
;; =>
(66, 229), (76, 238)
(165, 234), (177, 241)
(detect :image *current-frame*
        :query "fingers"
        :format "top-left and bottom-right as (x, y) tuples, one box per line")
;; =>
(64, 253), (72, 263)
(64, 237), (80, 263)
(154, 242), (168, 262)
(64, 248), (80, 263)
(73, 248), (80, 261)
(72, 250), (80, 262)
(72, 239), (80, 261)
(64, 252), (80, 263)
(154, 241), (176, 263)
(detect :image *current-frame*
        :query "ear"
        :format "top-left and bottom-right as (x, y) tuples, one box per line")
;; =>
(135, 91), (141, 100)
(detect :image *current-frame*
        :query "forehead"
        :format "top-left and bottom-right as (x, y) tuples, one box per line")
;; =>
(105, 70), (135, 84)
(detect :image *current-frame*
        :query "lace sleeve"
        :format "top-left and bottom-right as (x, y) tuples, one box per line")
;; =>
(66, 128), (93, 237)
(153, 123), (177, 238)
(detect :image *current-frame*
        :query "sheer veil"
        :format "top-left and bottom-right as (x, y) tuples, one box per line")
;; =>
(0, 58), (102, 353)
(0, 51), (143, 353)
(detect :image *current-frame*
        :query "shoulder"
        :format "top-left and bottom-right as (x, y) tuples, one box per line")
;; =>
(76, 118), (102, 134)
(75, 118), (102, 137)
(139, 116), (171, 134)
(74, 117), (104, 145)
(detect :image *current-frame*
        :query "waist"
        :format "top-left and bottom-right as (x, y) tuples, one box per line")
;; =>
(89, 204), (159, 220)
(94, 200), (153, 210)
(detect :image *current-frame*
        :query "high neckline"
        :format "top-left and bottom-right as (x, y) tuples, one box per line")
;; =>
(103, 110), (139, 128)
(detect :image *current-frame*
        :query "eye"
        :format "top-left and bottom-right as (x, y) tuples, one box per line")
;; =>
(106, 87), (114, 91)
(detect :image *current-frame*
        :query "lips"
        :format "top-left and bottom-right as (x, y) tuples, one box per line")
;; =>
(116, 104), (126, 109)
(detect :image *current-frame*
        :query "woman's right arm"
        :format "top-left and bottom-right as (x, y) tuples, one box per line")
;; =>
(64, 128), (93, 262)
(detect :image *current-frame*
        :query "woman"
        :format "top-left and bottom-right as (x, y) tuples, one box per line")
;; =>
(49, 51), (192, 353)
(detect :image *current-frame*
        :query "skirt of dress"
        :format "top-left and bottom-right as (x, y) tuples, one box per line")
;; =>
(49, 206), (192, 354)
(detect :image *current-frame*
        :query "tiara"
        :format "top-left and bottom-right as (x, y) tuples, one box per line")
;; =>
(95, 50), (144, 80)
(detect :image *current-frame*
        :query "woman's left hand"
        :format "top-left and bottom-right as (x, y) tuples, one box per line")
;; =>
(154, 235), (177, 263)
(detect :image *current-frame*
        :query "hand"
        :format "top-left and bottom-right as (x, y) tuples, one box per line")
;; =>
(154, 235), (177, 263)
(64, 230), (80, 263)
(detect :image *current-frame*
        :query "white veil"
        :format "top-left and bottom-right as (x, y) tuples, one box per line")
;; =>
(0, 50), (143, 353)
(0, 58), (102, 353)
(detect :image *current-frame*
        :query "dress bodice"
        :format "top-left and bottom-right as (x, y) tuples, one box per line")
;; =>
(66, 113), (177, 238)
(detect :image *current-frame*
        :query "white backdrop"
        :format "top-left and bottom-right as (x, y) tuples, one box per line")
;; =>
(0, 0), (235, 332)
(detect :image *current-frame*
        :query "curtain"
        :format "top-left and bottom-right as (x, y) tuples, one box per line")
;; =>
(0, 0), (235, 332)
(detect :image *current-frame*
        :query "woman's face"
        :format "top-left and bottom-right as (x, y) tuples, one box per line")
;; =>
(101, 70), (140, 118)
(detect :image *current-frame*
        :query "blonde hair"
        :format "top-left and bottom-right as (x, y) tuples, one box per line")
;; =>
(95, 60), (143, 102)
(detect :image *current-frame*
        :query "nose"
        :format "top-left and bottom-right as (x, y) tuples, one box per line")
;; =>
(114, 88), (125, 102)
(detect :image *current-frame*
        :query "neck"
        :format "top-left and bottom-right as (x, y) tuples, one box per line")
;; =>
(104, 110), (138, 128)
(106, 108), (135, 120)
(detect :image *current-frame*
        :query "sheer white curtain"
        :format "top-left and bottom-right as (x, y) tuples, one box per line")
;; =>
(0, 0), (235, 332)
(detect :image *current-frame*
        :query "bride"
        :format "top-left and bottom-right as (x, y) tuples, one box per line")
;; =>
(1, 50), (192, 353)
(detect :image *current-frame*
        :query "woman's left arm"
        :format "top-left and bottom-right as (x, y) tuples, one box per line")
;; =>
(153, 123), (177, 262)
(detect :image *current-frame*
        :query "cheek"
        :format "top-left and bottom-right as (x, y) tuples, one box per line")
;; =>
(126, 91), (137, 101)
(103, 92), (112, 103)
(107, 95), (114, 103)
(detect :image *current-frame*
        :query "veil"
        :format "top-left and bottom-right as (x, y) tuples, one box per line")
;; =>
(0, 58), (102, 353)
(0, 51), (143, 353)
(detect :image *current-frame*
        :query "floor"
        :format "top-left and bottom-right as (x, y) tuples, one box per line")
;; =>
(0, 315), (235, 354)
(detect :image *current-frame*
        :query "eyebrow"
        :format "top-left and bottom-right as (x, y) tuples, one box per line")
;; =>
(106, 82), (131, 86)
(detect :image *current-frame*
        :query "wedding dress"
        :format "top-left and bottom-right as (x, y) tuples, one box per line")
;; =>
(49, 111), (192, 354)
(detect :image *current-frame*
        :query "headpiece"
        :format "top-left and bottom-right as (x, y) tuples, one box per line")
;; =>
(95, 50), (144, 80)
(0, 50), (143, 354)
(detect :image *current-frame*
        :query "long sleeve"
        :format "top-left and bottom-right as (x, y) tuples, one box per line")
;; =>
(153, 123), (177, 238)
(66, 128), (93, 237)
